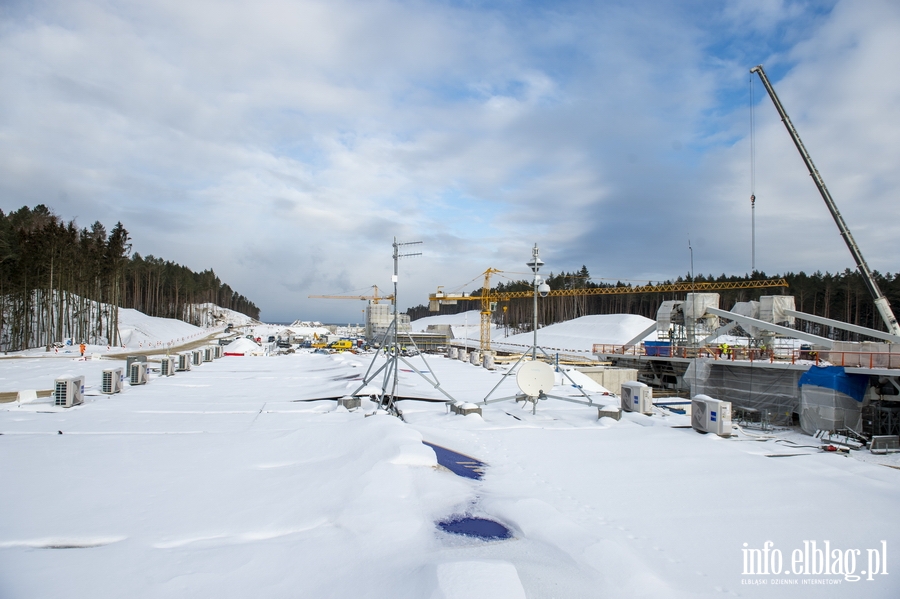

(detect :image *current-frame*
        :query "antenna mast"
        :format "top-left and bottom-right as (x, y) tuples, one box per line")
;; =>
(750, 72), (757, 272)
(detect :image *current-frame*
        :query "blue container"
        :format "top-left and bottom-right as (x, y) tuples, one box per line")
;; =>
(644, 341), (671, 357)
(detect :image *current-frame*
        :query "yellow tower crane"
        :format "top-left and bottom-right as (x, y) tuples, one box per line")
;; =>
(429, 276), (789, 353)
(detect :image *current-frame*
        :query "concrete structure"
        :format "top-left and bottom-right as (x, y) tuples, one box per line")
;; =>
(338, 397), (361, 410)
(365, 303), (411, 343)
(577, 366), (639, 395)
(450, 402), (482, 416)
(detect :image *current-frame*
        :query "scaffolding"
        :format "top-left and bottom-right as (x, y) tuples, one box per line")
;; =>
(686, 360), (802, 426)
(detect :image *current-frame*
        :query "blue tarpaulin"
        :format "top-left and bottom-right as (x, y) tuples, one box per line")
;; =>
(798, 366), (869, 402)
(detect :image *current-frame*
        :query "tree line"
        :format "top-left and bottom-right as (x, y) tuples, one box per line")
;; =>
(0, 205), (259, 351)
(407, 266), (900, 341)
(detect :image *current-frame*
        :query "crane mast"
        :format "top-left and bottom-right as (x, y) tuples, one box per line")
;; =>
(750, 64), (900, 337)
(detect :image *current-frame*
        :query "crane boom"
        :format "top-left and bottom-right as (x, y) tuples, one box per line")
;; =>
(750, 64), (900, 337)
(430, 278), (788, 304)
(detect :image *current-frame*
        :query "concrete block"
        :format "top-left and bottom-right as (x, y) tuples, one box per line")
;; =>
(597, 406), (622, 421)
(451, 402), (482, 416)
(338, 396), (361, 410)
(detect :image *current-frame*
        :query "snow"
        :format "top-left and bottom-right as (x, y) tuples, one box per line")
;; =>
(116, 307), (208, 348)
(1, 310), (899, 598)
(222, 337), (263, 356)
(494, 313), (656, 354)
(413, 310), (656, 357)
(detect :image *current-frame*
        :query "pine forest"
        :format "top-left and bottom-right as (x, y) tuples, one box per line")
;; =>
(0, 205), (259, 351)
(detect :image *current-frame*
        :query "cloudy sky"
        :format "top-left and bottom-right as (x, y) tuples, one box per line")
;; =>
(2, 0), (899, 323)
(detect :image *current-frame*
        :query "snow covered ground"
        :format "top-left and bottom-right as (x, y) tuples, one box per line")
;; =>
(1, 313), (899, 598)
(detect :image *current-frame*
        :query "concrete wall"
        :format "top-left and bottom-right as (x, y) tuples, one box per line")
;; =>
(577, 366), (639, 395)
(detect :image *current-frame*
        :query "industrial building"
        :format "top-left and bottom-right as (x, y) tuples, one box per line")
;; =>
(593, 292), (900, 436)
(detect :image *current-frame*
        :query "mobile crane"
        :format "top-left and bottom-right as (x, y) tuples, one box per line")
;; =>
(751, 64), (900, 337)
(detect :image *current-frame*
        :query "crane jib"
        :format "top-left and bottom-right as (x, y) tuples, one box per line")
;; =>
(750, 64), (900, 337)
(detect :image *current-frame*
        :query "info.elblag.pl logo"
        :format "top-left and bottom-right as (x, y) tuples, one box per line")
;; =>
(742, 540), (889, 584)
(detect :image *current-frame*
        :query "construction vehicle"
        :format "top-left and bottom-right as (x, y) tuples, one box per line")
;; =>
(326, 339), (354, 351)
(429, 273), (789, 353)
(751, 64), (900, 337)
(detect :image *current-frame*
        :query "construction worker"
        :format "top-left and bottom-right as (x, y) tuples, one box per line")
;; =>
(79, 342), (86, 357)
(719, 342), (730, 358)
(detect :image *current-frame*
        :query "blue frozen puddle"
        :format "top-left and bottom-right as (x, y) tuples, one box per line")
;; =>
(423, 441), (485, 480)
(437, 516), (512, 540)
(425, 442), (509, 540)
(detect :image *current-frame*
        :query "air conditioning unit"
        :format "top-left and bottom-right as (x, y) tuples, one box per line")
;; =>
(203, 347), (213, 362)
(126, 355), (147, 372)
(213, 345), (223, 359)
(101, 368), (124, 394)
(177, 352), (192, 371)
(192, 350), (203, 366)
(621, 381), (653, 415)
(691, 395), (733, 437)
(130, 362), (149, 385)
(160, 356), (176, 377)
(54, 376), (85, 407)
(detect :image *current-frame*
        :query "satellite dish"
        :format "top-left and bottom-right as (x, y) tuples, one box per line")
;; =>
(516, 361), (555, 397)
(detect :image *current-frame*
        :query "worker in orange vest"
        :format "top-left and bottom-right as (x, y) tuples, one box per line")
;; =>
(79, 342), (86, 357)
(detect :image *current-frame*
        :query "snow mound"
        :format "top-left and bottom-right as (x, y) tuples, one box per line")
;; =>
(413, 312), (655, 354)
(117, 308), (205, 348)
(223, 337), (262, 356)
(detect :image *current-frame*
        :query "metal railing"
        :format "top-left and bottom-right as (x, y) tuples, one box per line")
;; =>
(591, 343), (900, 370)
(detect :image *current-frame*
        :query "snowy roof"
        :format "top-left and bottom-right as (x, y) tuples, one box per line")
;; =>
(1, 308), (898, 597)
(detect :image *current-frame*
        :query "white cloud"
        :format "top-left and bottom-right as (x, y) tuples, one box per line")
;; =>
(1, 0), (897, 321)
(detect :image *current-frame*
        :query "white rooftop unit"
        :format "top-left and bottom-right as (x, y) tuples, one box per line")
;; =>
(731, 301), (762, 337)
(683, 293), (720, 321)
(621, 381), (653, 415)
(192, 350), (203, 366)
(203, 347), (214, 362)
(731, 301), (760, 320)
(101, 368), (124, 394)
(213, 345), (223, 359)
(177, 353), (192, 371)
(126, 355), (147, 373)
(656, 300), (683, 333)
(760, 296), (796, 326)
(160, 356), (176, 377)
(130, 362), (149, 386)
(54, 376), (85, 408)
(691, 395), (732, 437)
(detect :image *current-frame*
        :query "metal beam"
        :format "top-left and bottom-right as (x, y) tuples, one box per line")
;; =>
(624, 323), (658, 347)
(784, 309), (900, 344)
(705, 307), (834, 349)
(700, 321), (738, 346)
